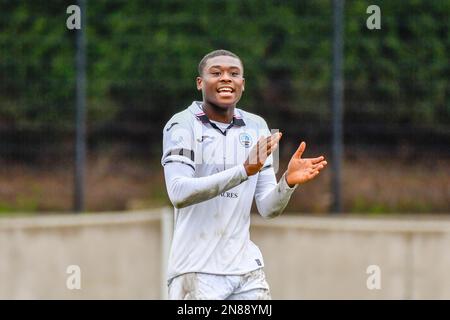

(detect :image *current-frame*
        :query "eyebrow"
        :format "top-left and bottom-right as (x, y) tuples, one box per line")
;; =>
(208, 65), (242, 71)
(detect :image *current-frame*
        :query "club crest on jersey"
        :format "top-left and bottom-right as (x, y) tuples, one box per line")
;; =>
(239, 133), (252, 148)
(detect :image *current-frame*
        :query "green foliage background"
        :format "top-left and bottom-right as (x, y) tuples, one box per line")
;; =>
(0, 0), (449, 148)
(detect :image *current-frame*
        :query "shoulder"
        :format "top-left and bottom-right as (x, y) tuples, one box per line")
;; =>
(163, 107), (195, 133)
(237, 108), (270, 129)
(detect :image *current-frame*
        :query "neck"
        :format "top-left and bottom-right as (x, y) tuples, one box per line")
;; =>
(202, 101), (234, 123)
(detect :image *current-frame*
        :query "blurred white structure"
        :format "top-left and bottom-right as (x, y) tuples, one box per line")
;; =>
(1, 209), (450, 299)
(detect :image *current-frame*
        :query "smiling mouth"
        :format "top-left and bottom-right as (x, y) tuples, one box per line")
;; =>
(217, 87), (234, 93)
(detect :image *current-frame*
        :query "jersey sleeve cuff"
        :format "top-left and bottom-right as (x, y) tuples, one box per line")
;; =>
(280, 171), (298, 192)
(239, 164), (249, 181)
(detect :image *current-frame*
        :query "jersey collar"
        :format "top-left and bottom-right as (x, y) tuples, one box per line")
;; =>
(189, 101), (246, 127)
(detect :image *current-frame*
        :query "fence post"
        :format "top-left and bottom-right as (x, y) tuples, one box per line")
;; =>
(74, 0), (87, 213)
(331, 0), (344, 213)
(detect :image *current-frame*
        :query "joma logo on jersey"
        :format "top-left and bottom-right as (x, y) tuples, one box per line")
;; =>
(220, 192), (238, 198)
(239, 133), (252, 148)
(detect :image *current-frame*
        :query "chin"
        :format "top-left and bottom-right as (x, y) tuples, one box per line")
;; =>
(218, 102), (234, 109)
(211, 100), (237, 110)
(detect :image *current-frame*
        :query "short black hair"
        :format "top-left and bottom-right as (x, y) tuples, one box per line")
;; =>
(198, 49), (243, 76)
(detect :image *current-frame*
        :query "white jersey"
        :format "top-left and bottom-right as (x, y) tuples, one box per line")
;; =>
(162, 101), (297, 281)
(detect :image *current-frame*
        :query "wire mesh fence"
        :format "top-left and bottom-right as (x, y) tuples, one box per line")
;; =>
(0, 0), (449, 213)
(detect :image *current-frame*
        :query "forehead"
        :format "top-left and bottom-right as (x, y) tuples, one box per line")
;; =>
(204, 56), (243, 70)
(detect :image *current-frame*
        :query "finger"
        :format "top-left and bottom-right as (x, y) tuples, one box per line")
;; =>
(255, 136), (265, 152)
(294, 141), (306, 158)
(267, 143), (278, 155)
(315, 161), (327, 168)
(309, 170), (320, 179)
(267, 132), (282, 146)
(311, 156), (325, 164)
(258, 138), (268, 150)
(266, 141), (278, 155)
(263, 133), (281, 154)
(258, 139), (268, 157)
(249, 136), (270, 165)
(260, 137), (275, 163)
(255, 137), (267, 164)
(258, 136), (268, 148)
(312, 162), (327, 170)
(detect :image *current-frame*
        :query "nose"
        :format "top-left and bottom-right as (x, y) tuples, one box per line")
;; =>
(219, 72), (232, 82)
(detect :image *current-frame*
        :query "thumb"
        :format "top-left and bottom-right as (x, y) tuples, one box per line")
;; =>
(294, 141), (306, 158)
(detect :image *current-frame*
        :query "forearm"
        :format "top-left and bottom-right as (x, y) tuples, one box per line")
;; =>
(255, 172), (297, 219)
(164, 163), (248, 209)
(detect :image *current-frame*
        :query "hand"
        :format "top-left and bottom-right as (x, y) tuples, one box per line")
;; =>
(285, 141), (327, 187)
(244, 132), (282, 176)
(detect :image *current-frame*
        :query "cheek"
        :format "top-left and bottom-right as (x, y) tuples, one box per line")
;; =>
(206, 80), (217, 90)
(235, 79), (244, 90)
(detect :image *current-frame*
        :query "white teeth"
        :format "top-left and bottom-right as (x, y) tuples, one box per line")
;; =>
(218, 88), (232, 92)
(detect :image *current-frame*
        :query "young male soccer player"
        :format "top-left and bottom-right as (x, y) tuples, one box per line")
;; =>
(161, 50), (327, 299)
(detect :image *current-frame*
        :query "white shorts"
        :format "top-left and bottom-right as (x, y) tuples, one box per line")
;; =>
(168, 268), (271, 300)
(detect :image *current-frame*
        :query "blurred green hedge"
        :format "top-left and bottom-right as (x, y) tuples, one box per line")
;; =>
(0, 0), (448, 135)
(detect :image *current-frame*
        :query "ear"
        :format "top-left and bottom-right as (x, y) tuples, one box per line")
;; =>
(242, 77), (245, 92)
(196, 76), (203, 91)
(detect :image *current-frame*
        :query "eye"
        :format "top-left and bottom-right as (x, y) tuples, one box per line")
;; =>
(232, 72), (240, 77)
(211, 71), (221, 76)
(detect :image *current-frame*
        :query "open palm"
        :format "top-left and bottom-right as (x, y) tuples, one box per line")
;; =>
(286, 141), (327, 187)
